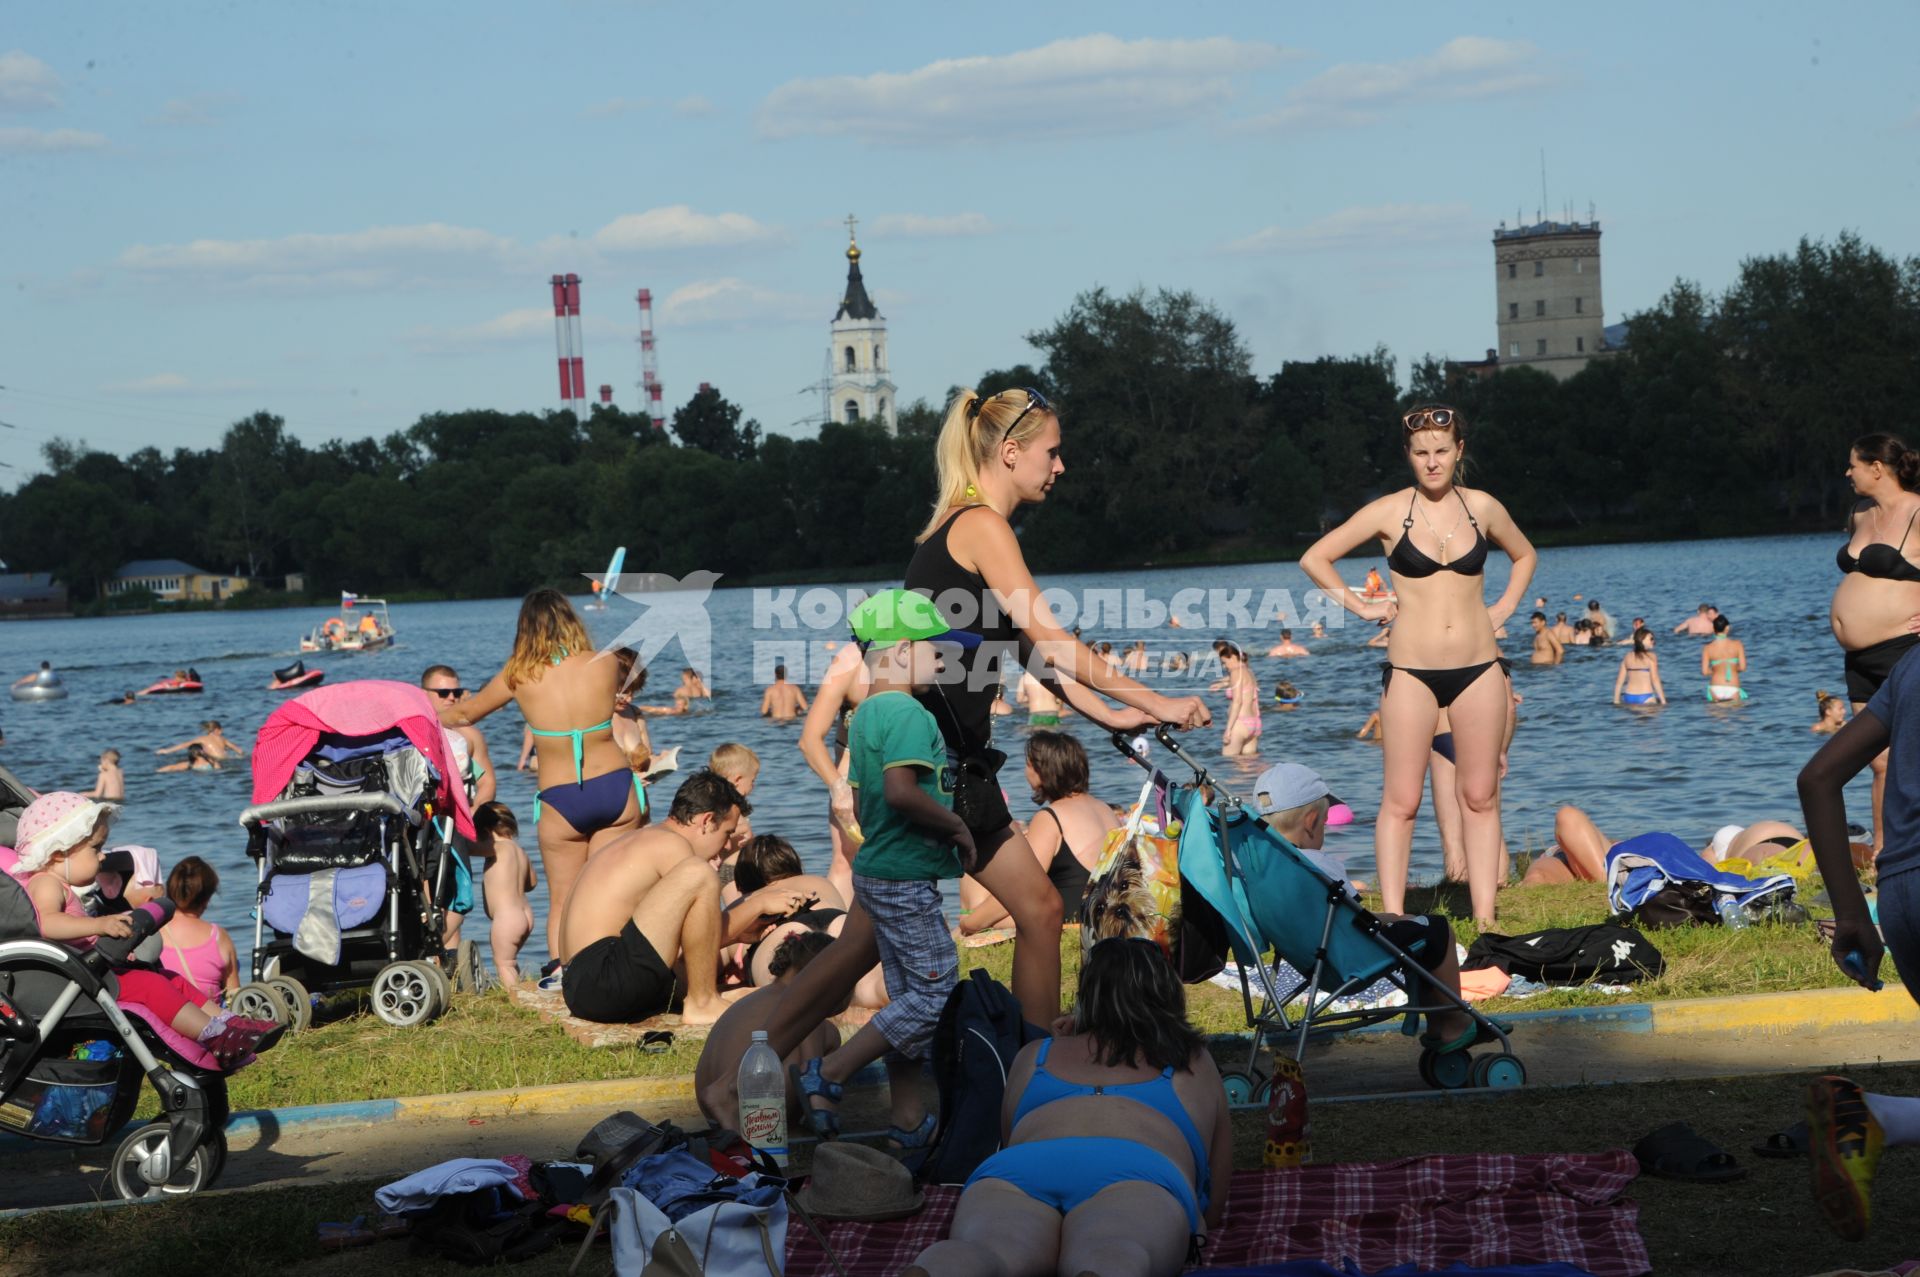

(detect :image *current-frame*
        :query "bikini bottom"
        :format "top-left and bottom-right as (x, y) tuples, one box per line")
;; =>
(1381, 658), (1510, 710)
(537, 768), (634, 835)
(967, 1136), (1201, 1231)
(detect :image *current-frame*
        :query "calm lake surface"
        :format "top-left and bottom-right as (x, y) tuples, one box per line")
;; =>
(0, 533), (1865, 970)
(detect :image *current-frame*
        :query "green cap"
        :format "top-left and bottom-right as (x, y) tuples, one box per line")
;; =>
(848, 589), (982, 648)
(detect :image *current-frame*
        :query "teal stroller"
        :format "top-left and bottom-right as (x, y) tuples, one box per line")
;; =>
(1121, 728), (1525, 1097)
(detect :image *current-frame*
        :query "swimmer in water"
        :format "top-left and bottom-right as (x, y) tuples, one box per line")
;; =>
(88, 749), (125, 801)
(157, 743), (219, 773)
(1219, 643), (1261, 757)
(1355, 708), (1383, 741)
(1310, 619), (1326, 639)
(1271, 679), (1302, 710)
(1017, 669), (1064, 726)
(1702, 614), (1748, 702)
(758, 663), (809, 722)
(1613, 627), (1667, 706)
(1528, 611), (1564, 665)
(1549, 612), (1576, 644)
(1673, 603), (1717, 637)
(1266, 628), (1309, 658)
(1121, 640), (1149, 673)
(1813, 690), (1849, 734)
(1614, 617), (1648, 645)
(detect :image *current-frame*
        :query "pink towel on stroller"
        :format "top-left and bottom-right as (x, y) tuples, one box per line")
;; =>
(252, 680), (474, 837)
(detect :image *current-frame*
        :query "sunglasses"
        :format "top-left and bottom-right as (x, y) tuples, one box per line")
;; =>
(428, 686), (466, 699)
(1402, 406), (1456, 432)
(970, 388), (1053, 443)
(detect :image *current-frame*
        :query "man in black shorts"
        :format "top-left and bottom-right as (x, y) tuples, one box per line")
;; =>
(556, 771), (749, 1026)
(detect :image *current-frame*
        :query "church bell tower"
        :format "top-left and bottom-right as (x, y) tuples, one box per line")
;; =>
(826, 215), (897, 432)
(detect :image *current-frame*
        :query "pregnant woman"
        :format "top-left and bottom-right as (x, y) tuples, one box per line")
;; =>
(440, 588), (637, 959)
(1300, 405), (1537, 928)
(1830, 434), (1920, 854)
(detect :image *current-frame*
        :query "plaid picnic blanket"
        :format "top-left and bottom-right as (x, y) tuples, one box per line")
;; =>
(785, 1150), (1649, 1277)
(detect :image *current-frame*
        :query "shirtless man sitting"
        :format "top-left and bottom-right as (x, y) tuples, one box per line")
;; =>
(1266, 628), (1310, 658)
(556, 770), (748, 1026)
(1528, 612), (1565, 665)
(759, 664), (810, 722)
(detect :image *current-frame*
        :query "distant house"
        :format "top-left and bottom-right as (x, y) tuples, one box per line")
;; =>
(0, 572), (70, 618)
(109, 560), (252, 603)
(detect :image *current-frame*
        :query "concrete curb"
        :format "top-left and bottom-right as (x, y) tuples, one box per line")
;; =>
(20, 985), (1904, 1150)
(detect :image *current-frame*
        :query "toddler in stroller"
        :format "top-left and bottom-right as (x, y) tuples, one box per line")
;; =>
(1, 792), (282, 1199)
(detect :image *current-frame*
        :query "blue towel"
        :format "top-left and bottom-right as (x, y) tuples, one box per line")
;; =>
(1604, 831), (1795, 915)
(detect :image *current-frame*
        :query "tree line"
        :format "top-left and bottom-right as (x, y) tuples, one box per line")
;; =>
(3, 231), (1914, 603)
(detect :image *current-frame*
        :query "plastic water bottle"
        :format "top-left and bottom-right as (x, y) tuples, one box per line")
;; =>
(1713, 896), (1749, 929)
(1263, 1055), (1311, 1168)
(737, 1030), (788, 1170)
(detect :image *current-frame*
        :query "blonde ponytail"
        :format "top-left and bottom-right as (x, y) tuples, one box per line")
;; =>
(915, 386), (1056, 542)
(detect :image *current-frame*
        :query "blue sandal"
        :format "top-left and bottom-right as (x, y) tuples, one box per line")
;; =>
(887, 1113), (937, 1150)
(792, 1058), (843, 1138)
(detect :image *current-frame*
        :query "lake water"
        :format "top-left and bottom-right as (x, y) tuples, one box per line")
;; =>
(0, 532), (1867, 970)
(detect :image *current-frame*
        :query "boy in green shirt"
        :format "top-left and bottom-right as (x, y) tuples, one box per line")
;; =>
(795, 589), (976, 1150)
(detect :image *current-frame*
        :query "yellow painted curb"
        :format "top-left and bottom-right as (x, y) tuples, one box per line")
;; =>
(397, 1074), (698, 1121)
(1655, 985), (1920, 1035)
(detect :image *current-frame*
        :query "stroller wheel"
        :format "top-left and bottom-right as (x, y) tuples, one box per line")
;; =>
(1471, 1054), (1526, 1089)
(109, 1124), (225, 1200)
(411, 959), (454, 1012)
(266, 975), (313, 1032)
(371, 962), (440, 1027)
(230, 982), (287, 1028)
(452, 939), (488, 994)
(1419, 1048), (1474, 1091)
(1220, 1071), (1257, 1106)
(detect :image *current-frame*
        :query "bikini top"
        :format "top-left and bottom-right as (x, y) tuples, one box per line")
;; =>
(1837, 508), (1920, 582)
(1388, 490), (1488, 579)
(1011, 1038), (1212, 1207)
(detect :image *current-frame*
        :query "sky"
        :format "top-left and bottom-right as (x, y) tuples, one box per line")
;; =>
(3, 2), (1917, 481)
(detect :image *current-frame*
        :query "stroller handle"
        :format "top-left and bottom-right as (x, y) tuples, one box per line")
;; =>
(237, 792), (418, 828)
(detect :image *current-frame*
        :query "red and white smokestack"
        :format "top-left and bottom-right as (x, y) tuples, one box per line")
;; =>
(638, 287), (664, 431)
(551, 274), (573, 406)
(566, 274), (586, 421)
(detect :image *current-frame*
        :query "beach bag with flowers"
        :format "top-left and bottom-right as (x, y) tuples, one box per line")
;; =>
(1080, 776), (1189, 968)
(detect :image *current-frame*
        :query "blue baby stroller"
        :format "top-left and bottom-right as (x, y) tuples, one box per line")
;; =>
(0, 880), (232, 1199)
(1115, 728), (1524, 1097)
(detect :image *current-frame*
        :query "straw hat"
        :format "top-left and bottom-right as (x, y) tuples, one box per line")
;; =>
(14, 792), (113, 873)
(795, 1142), (924, 1222)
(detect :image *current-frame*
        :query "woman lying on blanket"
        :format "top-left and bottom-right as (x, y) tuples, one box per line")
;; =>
(906, 937), (1231, 1277)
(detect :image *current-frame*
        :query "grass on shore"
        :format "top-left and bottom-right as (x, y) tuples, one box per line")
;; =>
(17, 1062), (1920, 1277)
(205, 879), (1886, 1114)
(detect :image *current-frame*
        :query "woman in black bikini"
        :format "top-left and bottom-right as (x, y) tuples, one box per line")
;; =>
(1300, 405), (1537, 927)
(1829, 433), (1920, 854)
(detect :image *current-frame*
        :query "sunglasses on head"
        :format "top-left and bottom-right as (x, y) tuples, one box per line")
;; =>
(1402, 406), (1456, 432)
(429, 686), (465, 699)
(968, 388), (1053, 444)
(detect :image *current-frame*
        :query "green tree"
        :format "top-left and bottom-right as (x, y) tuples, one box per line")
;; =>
(671, 386), (761, 463)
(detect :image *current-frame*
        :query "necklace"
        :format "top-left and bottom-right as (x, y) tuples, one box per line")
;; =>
(1416, 496), (1466, 561)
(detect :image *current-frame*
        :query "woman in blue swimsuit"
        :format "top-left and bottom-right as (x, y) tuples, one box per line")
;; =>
(1612, 627), (1668, 707)
(439, 588), (639, 958)
(1300, 405), (1538, 929)
(906, 938), (1230, 1277)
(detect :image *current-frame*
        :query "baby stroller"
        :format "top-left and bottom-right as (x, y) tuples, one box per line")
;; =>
(1109, 728), (1524, 1097)
(236, 681), (478, 1029)
(0, 882), (232, 1199)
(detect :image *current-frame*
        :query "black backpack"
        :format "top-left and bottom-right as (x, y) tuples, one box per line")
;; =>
(917, 970), (1046, 1187)
(1464, 923), (1665, 983)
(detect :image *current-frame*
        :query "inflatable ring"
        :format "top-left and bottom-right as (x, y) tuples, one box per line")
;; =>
(323, 618), (349, 639)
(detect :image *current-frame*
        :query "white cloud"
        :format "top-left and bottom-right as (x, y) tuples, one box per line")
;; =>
(0, 51), (61, 112)
(657, 278), (816, 328)
(405, 307), (625, 356)
(102, 372), (254, 395)
(759, 34), (1290, 144)
(673, 95), (716, 118)
(590, 205), (780, 252)
(0, 126), (107, 153)
(119, 222), (521, 290)
(155, 93), (239, 127)
(1225, 203), (1482, 254)
(586, 96), (651, 119)
(1246, 37), (1556, 131)
(867, 212), (995, 239)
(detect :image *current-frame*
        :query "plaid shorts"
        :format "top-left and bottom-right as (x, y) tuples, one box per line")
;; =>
(855, 874), (958, 1061)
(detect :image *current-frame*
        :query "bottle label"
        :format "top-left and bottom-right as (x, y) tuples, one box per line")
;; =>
(740, 1100), (787, 1154)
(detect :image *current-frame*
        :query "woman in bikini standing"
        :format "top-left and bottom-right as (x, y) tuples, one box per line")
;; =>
(766, 387), (1209, 1053)
(1702, 615), (1748, 703)
(438, 588), (637, 960)
(1830, 434), (1920, 855)
(1300, 405), (1537, 928)
(1219, 643), (1261, 757)
(1613, 627), (1667, 706)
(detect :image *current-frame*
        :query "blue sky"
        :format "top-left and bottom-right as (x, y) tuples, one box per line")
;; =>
(3, 2), (1916, 479)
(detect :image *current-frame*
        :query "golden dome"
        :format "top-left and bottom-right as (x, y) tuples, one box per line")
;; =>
(846, 242), (861, 261)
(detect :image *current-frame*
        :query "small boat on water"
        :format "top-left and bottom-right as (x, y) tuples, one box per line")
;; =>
(269, 659), (325, 691)
(139, 669), (204, 696)
(301, 593), (395, 653)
